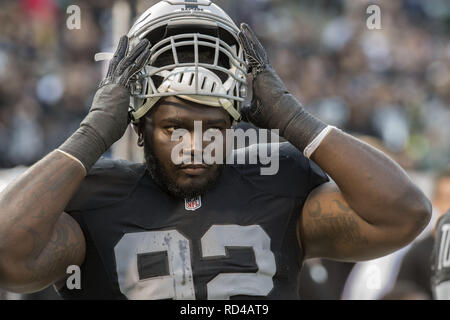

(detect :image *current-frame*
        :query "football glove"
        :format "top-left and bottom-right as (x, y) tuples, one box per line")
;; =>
(238, 23), (326, 152)
(59, 36), (151, 172)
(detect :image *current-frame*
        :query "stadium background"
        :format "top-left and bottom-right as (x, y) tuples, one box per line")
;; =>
(0, 0), (449, 299)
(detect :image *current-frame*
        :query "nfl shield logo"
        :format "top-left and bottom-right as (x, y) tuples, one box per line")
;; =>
(185, 196), (202, 211)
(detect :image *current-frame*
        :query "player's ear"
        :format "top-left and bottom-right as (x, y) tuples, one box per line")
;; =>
(135, 120), (145, 147)
(137, 133), (144, 147)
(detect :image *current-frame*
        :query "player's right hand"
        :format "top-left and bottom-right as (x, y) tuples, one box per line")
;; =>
(100, 36), (151, 88)
(58, 36), (151, 173)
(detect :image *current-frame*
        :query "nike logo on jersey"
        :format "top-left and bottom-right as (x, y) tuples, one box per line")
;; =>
(185, 196), (202, 211)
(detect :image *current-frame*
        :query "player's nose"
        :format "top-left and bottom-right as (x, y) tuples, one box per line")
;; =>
(188, 131), (204, 164)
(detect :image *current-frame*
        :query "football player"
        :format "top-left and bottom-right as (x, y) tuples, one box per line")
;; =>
(432, 210), (450, 300)
(0, 1), (431, 299)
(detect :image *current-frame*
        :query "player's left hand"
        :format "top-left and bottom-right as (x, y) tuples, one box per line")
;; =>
(237, 23), (270, 78)
(238, 23), (326, 152)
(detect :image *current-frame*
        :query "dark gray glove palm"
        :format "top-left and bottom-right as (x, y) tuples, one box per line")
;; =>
(238, 23), (326, 152)
(100, 36), (151, 88)
(59, 36), (151, 172)
(238, 23), (270, 78)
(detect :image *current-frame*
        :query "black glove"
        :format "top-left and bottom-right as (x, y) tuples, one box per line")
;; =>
(238, 23), (327, 152)
(59, 36), (151, 172)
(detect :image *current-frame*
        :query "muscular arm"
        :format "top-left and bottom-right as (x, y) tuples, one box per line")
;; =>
(298, 130), (432, 261)
(0, 151), (86, 293)
(0, 36), (151, 294)
(237, 24), (431, 261)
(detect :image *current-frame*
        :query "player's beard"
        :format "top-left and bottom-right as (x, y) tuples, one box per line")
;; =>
(143, 139), (224, 199)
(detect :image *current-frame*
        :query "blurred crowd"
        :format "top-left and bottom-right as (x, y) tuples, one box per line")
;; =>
(0, 0), (110, 168)
(0, 0), (449, 171)
(228, 0), (450, 171)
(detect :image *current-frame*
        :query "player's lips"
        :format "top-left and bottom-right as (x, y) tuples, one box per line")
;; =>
(178, 164), (209, 175)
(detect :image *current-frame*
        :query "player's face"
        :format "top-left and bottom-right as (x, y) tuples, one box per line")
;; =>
(141, 96), (232, 198)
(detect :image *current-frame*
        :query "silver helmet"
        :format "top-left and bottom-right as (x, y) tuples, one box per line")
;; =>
(126, 0), (248, 123)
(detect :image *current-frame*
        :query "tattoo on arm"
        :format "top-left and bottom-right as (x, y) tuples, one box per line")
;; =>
(0, 151), (85, 288)
(304, 197), (369, 251)
(301, 181), (416, 261)
(23, 214), (85, 285)
(307, 200), (321, 218)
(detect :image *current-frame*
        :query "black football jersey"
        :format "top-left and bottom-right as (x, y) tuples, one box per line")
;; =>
(58, 143), (328, 299)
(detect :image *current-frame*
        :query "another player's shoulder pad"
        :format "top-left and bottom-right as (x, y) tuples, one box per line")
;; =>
(65, 158), (146, 212)
(231, 142), (328, 198)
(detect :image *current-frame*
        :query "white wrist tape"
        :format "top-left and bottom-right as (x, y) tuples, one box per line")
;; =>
(56, 149), (87, 176)
(303, 125), (336, 159)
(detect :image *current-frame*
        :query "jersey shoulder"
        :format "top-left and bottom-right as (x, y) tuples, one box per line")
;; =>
(432, 210), (450, 298)
(65, 158), (146, 212)
(231, 142), (329, 198)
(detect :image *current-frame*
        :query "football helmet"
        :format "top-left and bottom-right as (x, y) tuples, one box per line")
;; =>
(124, 0), (248, 123)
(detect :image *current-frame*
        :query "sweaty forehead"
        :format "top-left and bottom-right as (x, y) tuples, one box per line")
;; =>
(150, 96), (231, 125)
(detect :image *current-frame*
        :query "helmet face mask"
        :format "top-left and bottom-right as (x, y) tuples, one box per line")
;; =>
(126, 0), (248, 124)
